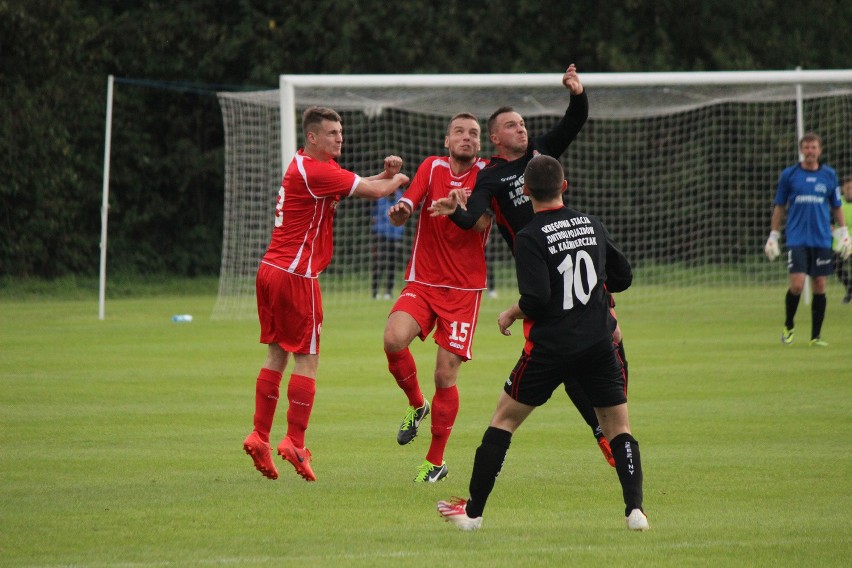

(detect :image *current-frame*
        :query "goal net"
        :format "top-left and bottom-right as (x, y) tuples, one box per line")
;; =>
(213, 72), (852, 320)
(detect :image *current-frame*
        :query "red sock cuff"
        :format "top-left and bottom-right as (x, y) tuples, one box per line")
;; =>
(288, 373), (316, 396)
(385, 347), (412, 363)
(258, 367), (283, 386)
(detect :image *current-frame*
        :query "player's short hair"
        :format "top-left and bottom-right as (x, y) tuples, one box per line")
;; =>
(487, 106), (515, 134)
(524, 155), (565, 201)
(447, 112), (479, 134)
(799, 132), (822, 147)
(302, 106), (342, 136)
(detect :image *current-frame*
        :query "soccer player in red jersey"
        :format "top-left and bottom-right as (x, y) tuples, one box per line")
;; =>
(430, 65), (621, 467)
(243, 106), (410, 482)
(382, 113), (492, 482)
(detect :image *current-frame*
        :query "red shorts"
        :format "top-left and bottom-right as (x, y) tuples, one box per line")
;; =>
(256, 262), (323, 354)
(391, 282), (483, 361)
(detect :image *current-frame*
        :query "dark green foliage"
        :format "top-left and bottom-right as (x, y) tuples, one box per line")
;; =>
(1, 0), (850, 278)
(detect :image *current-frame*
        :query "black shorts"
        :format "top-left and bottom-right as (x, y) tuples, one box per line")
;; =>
(787, 246), (834, 277)
(503, 338), (627, 408)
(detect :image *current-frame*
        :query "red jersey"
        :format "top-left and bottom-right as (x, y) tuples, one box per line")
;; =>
(399, 156), (490, 290)
(261, 150), (359, 277)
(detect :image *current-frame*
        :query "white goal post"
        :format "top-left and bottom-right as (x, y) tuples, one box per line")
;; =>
(213, 70), (852, 320)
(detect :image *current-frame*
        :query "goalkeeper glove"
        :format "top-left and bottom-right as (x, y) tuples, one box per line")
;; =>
(833, 226), (851, 261)
(764, 230), (781, 261)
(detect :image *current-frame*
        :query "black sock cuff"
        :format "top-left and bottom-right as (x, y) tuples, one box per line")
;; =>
(611, 432), (637, 447)
(482, 426), (512, 449)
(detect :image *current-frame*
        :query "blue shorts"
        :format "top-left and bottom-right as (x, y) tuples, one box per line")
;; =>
(786, 247), (834, 277)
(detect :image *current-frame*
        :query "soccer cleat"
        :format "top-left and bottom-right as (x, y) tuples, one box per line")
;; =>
(843, 291), (852, 304)
(626, 508), (650, 531)
(397, 399), (430, 445)
(781, 326), (794, 345)
(597, 436), (616, 468)
(414, 460), (448, 483)
(808, 337), (829, 347)
(277, 436), (316, 481)
(243, 431), (279, 480)
(437, 497), (482, 531)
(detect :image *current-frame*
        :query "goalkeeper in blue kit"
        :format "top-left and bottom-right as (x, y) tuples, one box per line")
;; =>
(764, 133), (851, 346)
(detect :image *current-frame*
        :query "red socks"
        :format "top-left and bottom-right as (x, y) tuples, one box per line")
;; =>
(426, 385), (459, 465)
(253, 368), (282, 443)
(285, 373), (316, 448)
(386, 348), (424, 408)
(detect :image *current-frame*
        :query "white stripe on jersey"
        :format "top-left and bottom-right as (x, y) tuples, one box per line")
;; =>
(289, 153), (327, 278)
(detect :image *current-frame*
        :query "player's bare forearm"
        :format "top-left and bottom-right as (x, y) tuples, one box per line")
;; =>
(770, 205), (785, 232)
(833, 206), (846, 228)
(364, 155), (403, 181)
(472, 213), (492, 232)
(354, 173), (410, 199)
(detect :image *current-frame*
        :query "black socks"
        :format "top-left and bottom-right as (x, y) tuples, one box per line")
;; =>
(466, 426), (512, 518)
(610, 432), (644, 516)
(785, 289), (800, 329)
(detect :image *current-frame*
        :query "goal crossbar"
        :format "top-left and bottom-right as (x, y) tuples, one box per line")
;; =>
(279, 70), (852, 172)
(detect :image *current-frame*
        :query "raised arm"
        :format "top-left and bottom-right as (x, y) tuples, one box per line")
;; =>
(538, 65), (589, 158)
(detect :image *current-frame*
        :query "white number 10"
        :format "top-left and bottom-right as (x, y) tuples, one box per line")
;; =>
(556, 250), (597, 310)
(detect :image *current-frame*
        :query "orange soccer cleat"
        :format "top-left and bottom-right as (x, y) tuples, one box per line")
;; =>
(277, 436), (316, 481)
(243, 431), (279, 480)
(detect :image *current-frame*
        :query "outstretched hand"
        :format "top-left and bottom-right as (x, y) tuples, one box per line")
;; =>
(428, 188), (468, 217)
(562, 64), (583, 95)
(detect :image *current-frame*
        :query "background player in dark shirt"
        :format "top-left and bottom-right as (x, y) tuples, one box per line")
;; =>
(430, 65), (625, 466)
(436, 155), (649, 532)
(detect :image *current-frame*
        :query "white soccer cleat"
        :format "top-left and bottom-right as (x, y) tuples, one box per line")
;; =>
(626, 508), (650, 531)
(437, 497), (482, 531)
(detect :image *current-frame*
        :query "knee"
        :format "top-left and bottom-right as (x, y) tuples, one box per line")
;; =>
(383, 326), (408, 354)
(433, 366), (458, 388)
(264, 344), (289, 372)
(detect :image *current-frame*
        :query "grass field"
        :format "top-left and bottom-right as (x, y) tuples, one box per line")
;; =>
(1, 280), (851, 567)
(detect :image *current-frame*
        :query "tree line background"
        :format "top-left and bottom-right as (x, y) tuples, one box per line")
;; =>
(2, 0), (850, 279)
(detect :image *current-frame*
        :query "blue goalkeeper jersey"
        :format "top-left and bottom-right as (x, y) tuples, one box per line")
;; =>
(773, 163), (841, 248)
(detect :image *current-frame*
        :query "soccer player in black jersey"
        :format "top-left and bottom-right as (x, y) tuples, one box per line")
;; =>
(430, 64), (626, 467)
(436, 155), (649, 532)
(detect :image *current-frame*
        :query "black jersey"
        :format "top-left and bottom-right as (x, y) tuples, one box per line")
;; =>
(449, 91), (588, 251)
(514, 206), (631, 359)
